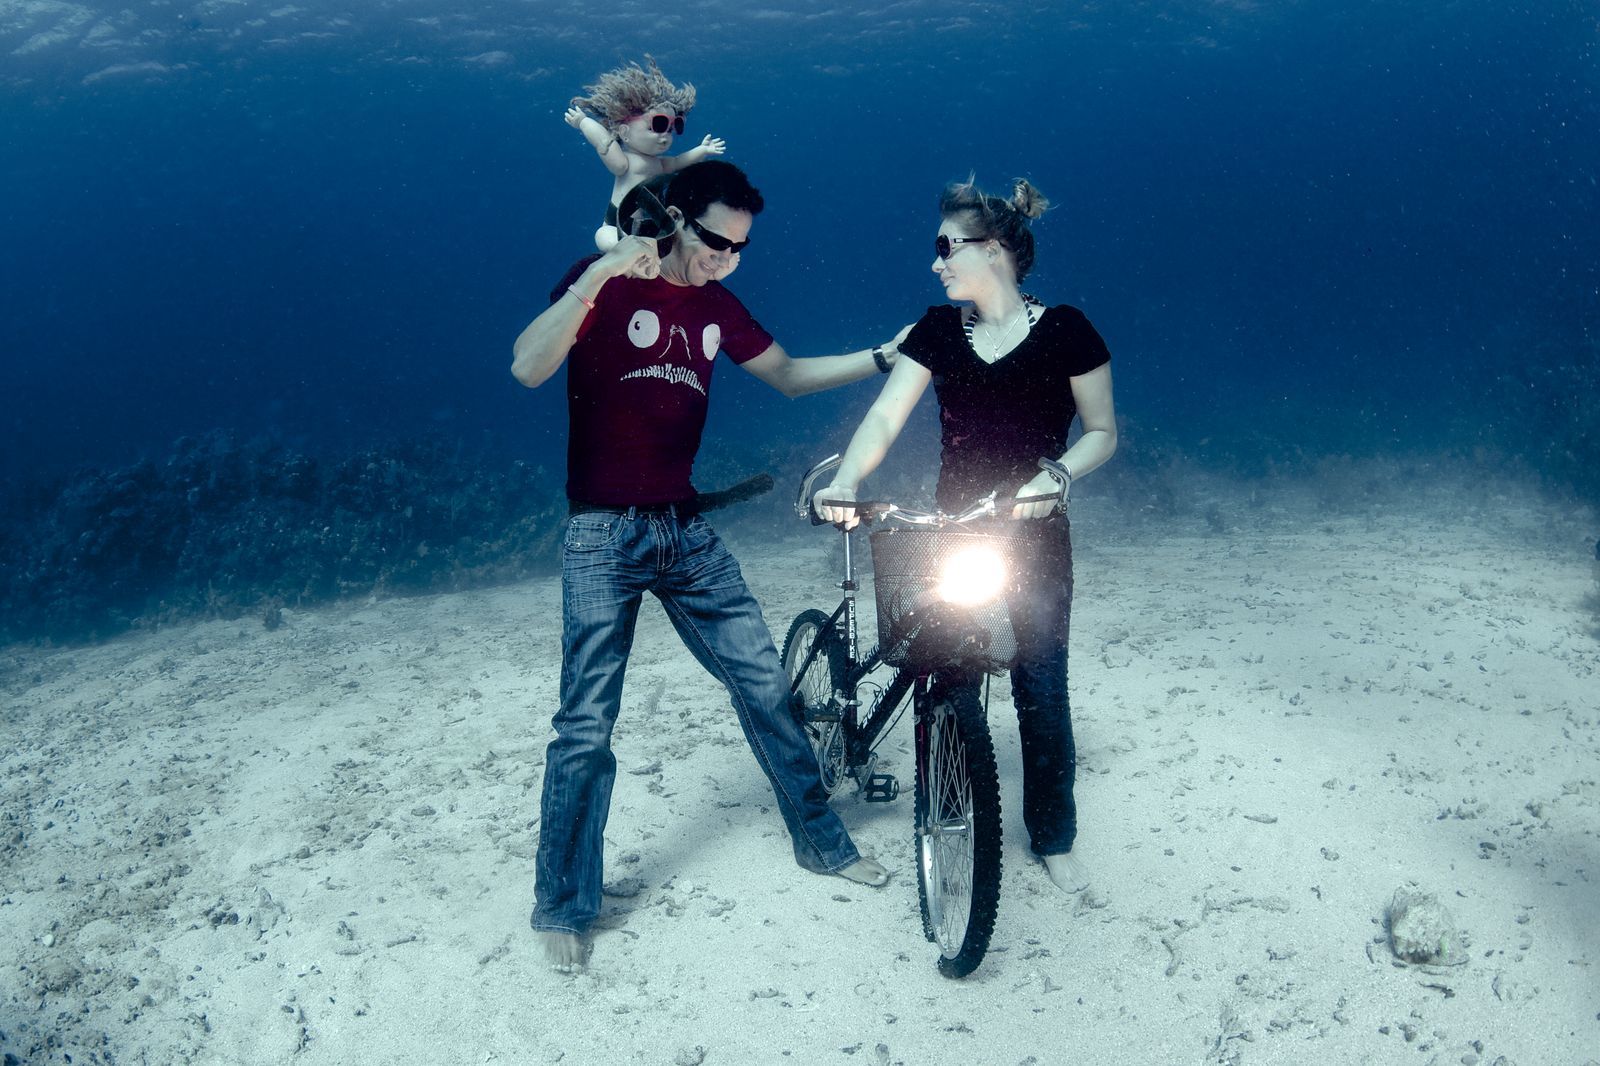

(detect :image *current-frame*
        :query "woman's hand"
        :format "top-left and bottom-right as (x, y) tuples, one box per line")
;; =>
(1011, 469), (1065, 520)
(813, 483), (860, 529)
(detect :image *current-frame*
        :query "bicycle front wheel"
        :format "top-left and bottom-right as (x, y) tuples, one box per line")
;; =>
(914, 685), (1002, 978)
(780, 609), (848, 795)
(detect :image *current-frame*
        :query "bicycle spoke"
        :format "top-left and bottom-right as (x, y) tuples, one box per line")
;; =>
(781, 610), (847, 795)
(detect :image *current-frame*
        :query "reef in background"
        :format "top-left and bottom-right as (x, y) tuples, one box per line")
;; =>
(0, 433), (568, 644)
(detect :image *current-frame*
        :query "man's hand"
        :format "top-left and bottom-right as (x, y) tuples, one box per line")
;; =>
(598, 234), (662, 281)
(813, 483), (860, 529)
(1011, 469), (1065, 520)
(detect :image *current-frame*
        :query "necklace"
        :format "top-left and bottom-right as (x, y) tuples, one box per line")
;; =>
(966, 297), (1040, 362)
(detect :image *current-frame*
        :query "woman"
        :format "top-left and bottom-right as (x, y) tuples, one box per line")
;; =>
(814, 176), (1117, 892)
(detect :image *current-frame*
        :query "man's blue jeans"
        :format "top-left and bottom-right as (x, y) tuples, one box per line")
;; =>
(532, 508), (861, 936)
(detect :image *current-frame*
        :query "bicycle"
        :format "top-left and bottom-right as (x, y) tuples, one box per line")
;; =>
(780, 454), (1070, 978)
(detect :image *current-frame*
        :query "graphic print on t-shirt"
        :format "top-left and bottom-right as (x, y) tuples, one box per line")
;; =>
(618, 309), (723, 396)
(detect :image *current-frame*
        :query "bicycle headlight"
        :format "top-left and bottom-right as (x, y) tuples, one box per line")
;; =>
(935, 546), (1007, 607)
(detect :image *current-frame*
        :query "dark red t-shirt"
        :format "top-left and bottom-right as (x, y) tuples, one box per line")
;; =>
(550, 257), (774, 505)
(900, 303), (1111, 512)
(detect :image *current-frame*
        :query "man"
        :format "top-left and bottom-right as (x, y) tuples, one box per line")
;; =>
(512, 161), (893, 974)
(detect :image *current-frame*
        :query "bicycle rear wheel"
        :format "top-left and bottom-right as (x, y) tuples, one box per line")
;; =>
(780, 609), (848, 795)
(914, 685), (1002, 978)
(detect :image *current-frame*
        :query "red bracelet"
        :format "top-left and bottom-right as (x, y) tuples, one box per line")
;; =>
(567, 285), (596, 310)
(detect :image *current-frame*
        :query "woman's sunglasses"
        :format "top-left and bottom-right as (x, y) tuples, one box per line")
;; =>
(935, 234), (987, 259)
(640, 111), (686, 135)
(689, 218), (750, 254)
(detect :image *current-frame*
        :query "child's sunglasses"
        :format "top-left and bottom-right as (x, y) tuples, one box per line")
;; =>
(642, 111), (686, 135)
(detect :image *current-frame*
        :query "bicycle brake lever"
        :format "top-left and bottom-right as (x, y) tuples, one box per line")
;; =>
(950, 494), (999, 523)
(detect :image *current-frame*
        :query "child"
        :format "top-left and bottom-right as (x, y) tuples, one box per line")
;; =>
(565, 56), (727, 251)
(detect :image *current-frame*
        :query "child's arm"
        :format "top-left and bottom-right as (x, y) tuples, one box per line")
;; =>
(565, 107), (629, 177)
(661, 135), (727, 173)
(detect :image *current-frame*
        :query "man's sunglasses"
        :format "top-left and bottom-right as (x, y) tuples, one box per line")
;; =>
(935, 234), (987, 259)
(640, 111), (686, 135)
(689, 217), (750, 254)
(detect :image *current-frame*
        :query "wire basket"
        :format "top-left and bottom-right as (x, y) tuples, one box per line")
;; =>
(868, 525), (1017, 673)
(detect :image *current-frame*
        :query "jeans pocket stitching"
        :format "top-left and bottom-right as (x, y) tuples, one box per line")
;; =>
(564, 514), (623, 552)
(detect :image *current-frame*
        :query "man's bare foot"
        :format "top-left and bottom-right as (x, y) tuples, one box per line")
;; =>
(1042, 851), (1088, 893)
(539, 931), (589, 974)
(836, 857), (889, 887)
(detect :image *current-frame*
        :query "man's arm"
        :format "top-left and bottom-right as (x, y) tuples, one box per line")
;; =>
(739, 329), (906, 398)
(510, 238), (661, 388)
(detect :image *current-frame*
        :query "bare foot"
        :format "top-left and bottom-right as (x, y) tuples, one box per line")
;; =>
(836, 857), (889, 887)
(1042, 851), (1088, 893)
(539, 931), (589, 974)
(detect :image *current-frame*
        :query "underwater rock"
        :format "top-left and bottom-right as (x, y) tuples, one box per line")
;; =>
(0, 431), (568, 643)
(1386, 884), (1464, 966)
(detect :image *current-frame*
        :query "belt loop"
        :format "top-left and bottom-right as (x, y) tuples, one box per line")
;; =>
(625, 506), (637, 520)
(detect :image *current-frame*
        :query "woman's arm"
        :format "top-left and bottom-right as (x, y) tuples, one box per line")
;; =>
(1011, 362), (1118, 518)
(1064, 362), (1118, 477)
(814, 358), (933, 526)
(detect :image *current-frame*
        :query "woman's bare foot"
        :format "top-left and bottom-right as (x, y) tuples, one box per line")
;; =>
(836, 857), (889, 887)
(1042, 851), (1088, 893)
(539, 931), (589, 974)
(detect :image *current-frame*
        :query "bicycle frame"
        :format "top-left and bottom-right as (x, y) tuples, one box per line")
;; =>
(788, 453), (1067, 786)
(784, 452), (1069, 977)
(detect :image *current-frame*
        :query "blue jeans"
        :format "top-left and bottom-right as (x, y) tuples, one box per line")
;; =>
(532, 508), (861, 936)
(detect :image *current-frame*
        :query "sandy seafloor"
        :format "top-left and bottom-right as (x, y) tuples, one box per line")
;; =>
(4, 470), (1599, 1066)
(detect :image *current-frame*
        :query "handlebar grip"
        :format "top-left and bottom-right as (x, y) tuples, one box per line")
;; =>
(813, 498), (893, 527)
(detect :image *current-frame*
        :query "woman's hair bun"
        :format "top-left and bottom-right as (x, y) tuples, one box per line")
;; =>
(1009, 178), (1050, 221)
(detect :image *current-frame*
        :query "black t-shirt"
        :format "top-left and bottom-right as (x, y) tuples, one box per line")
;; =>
(900, 303), (1111, 512)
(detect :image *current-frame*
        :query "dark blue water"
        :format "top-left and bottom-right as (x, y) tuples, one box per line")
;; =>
(4, 1), (1594, 486)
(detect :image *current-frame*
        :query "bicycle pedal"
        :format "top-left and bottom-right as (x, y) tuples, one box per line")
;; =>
(863, 773), (899, 802)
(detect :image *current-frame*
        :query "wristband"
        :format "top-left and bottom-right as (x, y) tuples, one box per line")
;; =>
(872, 345), (891, 374)
(567, 285), (596, 311)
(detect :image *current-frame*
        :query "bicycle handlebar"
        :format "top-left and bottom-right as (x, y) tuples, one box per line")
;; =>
(796, 454), (1070, 528)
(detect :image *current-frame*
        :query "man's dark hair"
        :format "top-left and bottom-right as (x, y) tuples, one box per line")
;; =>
(666, 160), (764, 222)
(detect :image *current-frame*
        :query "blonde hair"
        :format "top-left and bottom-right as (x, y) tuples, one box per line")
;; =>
(939, 175), (1050, 280)
(570, 56), (696, 127)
